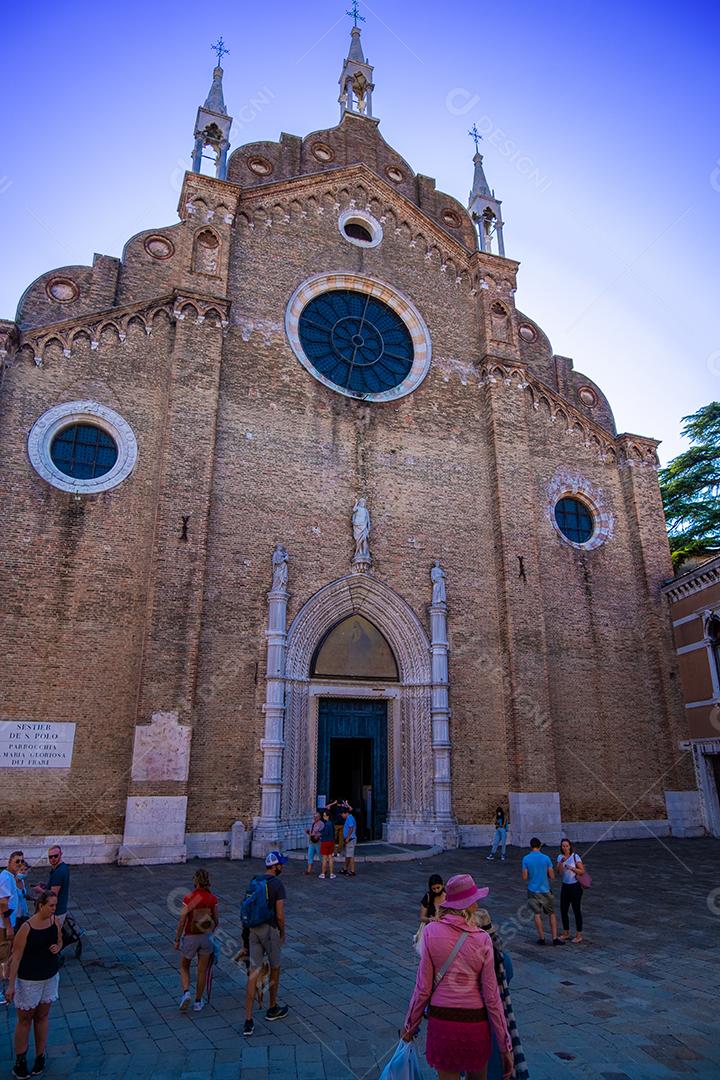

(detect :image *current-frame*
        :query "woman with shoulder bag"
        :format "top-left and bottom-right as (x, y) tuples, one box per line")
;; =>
(557, 838), (586, 943)
(400, 874), (514, 1080)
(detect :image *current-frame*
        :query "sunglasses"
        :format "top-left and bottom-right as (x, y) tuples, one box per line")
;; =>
(49, 853), (61, 860)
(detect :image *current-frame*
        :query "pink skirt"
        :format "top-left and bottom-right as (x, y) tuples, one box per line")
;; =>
(425, 1015), (492, 1072)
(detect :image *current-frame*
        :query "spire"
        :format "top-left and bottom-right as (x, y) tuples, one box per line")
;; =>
(467, 126), (505, 257)
(338, 4), (376, 119)
(191, 39), (233, 181)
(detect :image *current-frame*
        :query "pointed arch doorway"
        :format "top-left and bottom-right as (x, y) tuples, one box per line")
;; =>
(312, 614), (397, 839)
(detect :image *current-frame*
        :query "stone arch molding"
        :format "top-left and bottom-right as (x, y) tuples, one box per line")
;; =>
(286, 574), (432, 683)
(280, 574), (443, 847)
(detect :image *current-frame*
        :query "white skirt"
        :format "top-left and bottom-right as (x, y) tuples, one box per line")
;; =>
(14, 974), (60, 1011)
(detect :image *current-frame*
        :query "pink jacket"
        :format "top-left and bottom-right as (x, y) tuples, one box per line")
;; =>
(404, 914), (512, 1053)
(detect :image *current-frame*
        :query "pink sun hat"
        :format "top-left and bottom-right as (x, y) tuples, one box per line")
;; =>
(442, 873), (490, 909)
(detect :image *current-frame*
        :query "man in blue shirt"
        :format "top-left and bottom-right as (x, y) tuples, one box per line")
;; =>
(340, 809), (358, 877)
(47, 845), (70, 928)
(521, 837), (564, 946)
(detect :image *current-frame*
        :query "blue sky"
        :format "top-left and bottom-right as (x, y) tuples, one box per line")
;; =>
(2, 0), (718, 462)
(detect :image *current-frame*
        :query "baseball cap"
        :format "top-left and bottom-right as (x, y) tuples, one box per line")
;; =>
(265, 851), (288, 867)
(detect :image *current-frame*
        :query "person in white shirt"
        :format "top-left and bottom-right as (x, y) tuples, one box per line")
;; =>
(0, 850), (24, 1005)
(556, 838), (586, 943)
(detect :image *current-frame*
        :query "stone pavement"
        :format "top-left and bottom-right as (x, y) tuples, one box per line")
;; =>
(1, 838), (719, 1079)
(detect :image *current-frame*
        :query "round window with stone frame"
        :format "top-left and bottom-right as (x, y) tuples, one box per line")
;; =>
(28, 401), (138, 495)
(338, 209), (383, 249)
(285, 273), (432, 403)
(554, 496), (595, 545)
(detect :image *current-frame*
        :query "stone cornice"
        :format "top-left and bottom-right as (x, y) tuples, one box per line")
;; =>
(12, 290), (230, 365)
(235, 162), (480, 269)
(662, 555), (720, 601)
(479, 358), (660, 466)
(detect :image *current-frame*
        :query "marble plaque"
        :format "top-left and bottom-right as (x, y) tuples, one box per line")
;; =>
(0, 721), (76, 768)
(130, 712), (191, 782)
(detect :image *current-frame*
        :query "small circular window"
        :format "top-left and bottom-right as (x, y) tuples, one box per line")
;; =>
(50, 424), (118, 480)
(337, 209), (383, 249)
(28, 401), (138, 494)
(554, 497), (594, 544)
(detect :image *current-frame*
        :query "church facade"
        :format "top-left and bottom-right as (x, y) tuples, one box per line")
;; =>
(0, 25), (700, 863)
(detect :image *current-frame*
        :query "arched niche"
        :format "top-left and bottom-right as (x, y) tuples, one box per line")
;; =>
(311, 614), (399, 681)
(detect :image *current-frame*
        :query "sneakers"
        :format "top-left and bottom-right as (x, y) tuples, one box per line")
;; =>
(500, 855), (507, 861)
(485, 854), (495, 860)
(243, 1018), (255, 1037)
(31, 1055), (46, 1077)
(12, 1055), (30, 1079)
(193, 998), (206, 1012)
(329, 873), (337, 879)
(318, 873), (326, 879)
(266, 1004), (289, 1022)
(179, 990), (192, 1011)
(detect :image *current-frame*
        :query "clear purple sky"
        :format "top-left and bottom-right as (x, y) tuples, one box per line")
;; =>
(2, 1), (718, 463)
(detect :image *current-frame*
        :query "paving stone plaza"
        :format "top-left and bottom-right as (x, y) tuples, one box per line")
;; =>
(1, 839), (718, 1079)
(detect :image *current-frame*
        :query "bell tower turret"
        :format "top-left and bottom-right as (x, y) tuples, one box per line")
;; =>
(191, 38), (233, 180)
(467, 125), (506, 257)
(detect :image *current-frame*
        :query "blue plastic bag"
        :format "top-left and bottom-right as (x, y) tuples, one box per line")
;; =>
(379, 1040), (422, 1080)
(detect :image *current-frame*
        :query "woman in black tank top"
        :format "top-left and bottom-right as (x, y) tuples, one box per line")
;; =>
(6, 890), (62, 1079)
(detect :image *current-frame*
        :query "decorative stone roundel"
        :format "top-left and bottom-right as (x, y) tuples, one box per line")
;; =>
(312, 142), (335, 162)
(28, 401), (138, 495)
(247, 156), (273, 176)
(46, 277), (79, 303)
(578, 385), (598, 407)
(518, 323), (537, 342)
(144, 234), (175, 259)
(285, 273), (432, 402)
(441, 209), (461, 229)
(337, 209), (383, 249)
(386, 166), (404, 183)
(546, 469), (614, 551)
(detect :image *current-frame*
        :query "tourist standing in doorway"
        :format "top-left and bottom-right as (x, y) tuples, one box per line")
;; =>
(46, 847), (70, 929)
(318, 810), (336, 880)
(242, 852), (289, 1036)
(305, 811), (324, 875)
(400, 874), (514, 1080)
(174, 868), (219, 1012)
(339, 808), (357, 876)
(521, 837), (564, 946)
(486, 806), (510, 861)
(327, 799), (349, 857)
(5, 890), (62, 1080)
(557, 838), (585, 943)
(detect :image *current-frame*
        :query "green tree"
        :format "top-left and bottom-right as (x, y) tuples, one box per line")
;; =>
(659, 401), (720, 570)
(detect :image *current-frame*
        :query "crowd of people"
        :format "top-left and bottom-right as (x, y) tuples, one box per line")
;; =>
(1, 822), (589, 1080)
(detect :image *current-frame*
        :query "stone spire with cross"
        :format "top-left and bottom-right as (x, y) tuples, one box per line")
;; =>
(338, 2), (376, 120)
(191, 39), (233, 181)
(467, 125), (505, 257)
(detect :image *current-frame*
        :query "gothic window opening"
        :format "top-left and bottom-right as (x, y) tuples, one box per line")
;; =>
(192, 229), (220, 275)
(311, 615), (399, 680)
(491, 301), (510, 342)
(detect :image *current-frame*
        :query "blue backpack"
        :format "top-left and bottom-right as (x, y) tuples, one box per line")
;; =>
(241, 875), (274, 928)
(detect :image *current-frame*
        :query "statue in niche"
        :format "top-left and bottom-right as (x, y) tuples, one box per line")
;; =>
(351, 72), (369, 113)
(352, 498), (371, 564)
(431, 560), (447, 605)
(271, 544), (289, 590)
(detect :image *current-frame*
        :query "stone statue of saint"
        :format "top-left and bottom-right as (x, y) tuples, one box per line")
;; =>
(271, 544), (289, 591)
(431, 560), (447, 605)
(352, 498), (371, 562)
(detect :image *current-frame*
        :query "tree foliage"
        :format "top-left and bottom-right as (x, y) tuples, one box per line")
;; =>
(659, 401), (720, 570)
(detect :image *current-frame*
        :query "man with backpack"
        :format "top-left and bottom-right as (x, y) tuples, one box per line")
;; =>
(242, 851), (289, 1036)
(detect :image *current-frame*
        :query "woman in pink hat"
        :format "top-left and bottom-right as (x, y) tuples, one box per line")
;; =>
(400, 873), (514, 1080)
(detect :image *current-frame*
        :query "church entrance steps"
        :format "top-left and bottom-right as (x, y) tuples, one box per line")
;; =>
(286, 840), (442, 863)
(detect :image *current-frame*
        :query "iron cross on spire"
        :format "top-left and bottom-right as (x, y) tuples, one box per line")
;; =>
(468, 124), (483, 153)
(210, 37), (230, 65)
(346, 1), (365, 27)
